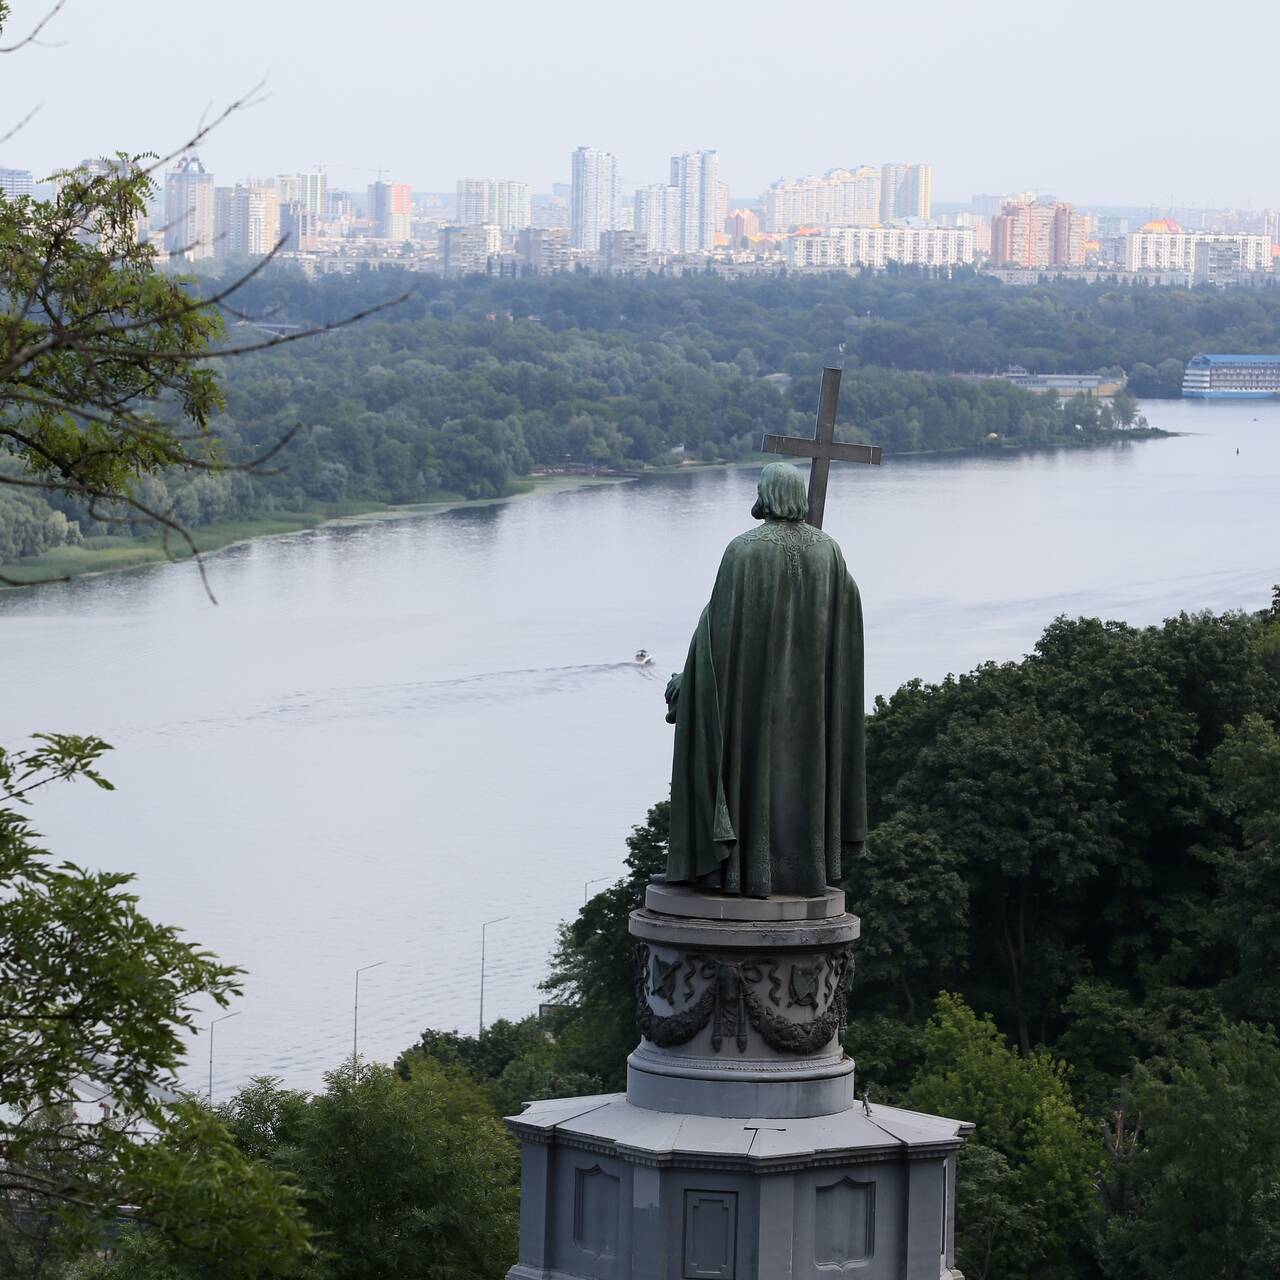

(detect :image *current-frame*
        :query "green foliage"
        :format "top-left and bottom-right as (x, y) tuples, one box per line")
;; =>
(0, 735), (310, 1276)
(0, 150), (233, 580)
(1101, 1021), (1280, 1280)
(490, 1045), (602, 1118)
(1207, 713), (1280, 1021)
(402, 1016), (550, 1083)
(69, 1061), (520, 1280)
(851, 607), (1280, 1058)
(909, 995), (1101, 1280)
(4, 269), (1174, 573)
(398, 1012), (603, 1118)
(220, 1063), (519, 1280)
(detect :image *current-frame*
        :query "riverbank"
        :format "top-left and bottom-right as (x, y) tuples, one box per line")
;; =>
(0, 474), (628, 589)
(0, 428), (1169, 589)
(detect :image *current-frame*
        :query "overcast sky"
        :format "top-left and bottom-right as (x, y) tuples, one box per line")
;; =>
(2, 0), (1277, 209)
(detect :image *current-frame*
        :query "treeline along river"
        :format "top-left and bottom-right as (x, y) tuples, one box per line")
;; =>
(1, 399), (1277, 1095)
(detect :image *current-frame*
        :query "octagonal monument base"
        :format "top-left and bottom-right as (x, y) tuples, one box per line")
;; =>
(506, 888), (970, 1280)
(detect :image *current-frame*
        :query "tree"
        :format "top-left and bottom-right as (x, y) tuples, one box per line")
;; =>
(1110, 388), (1138, 427)
(891, 691), (1118, 1053)
(1208, 713), (1280, 1021)
(0, 735), (310, 1276)
(908, 994), (1101, 1280)
(842, 812), (967, 1020)
(1101, 1021), (1280, 1280)
(223, 1063), (519, 1280)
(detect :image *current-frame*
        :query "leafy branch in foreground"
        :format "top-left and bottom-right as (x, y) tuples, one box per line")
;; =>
(0, 15), (405, 596)
(0, 734), (312, 1275)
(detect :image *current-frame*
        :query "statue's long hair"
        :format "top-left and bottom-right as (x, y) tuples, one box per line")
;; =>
(751, 462), (808, 522)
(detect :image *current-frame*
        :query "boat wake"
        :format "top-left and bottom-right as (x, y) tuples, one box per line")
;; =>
(156, 661), (664, 734)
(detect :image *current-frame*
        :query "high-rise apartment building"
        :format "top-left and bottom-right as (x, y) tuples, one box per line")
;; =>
(716, 181), (730, 234)
(764, 167), (881, 232)
(164, 154), (216, 261)
(570, 147), (618, 252)
(1051, 204), (1088, 268)
(1263, 209), (1279, 246)
(368, 180), (413, 240)
(634, 183), (680, 255)
(0, 167), (34, 199)
(669, 150), (719, 253)
(279, 201), (318, 252)
(213, 183), (280, 258)
(298, 171), (327, 221)
(456, 178), (532, 232)
(275, 174), (302, 206)
(879, 163), (932, 222)
(990, 201), (1085, 268)
(456, 179), (488, 226)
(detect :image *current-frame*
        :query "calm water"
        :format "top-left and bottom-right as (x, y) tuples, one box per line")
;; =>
(2, 399), (1278, 1096)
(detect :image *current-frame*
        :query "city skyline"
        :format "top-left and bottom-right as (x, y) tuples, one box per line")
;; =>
(2, 0), (1278, 209)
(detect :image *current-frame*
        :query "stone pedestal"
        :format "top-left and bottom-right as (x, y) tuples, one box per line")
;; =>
(506, 886), (971, 1280)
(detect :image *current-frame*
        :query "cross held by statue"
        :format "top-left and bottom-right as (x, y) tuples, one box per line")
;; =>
(762, 366), (882, 529)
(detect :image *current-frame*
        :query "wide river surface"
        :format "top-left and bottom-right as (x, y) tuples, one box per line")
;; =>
(3, 399), (1279, 1096)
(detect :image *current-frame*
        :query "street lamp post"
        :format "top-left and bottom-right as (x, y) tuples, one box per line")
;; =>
(353, 961), (386, 1068)
(208, 1011), (241, 1103)
(584, 876), (611, 904)
(479, 916), (509, 1037)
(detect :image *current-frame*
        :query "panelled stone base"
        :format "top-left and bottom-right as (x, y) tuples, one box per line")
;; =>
(505, 1093), (969, 1280)
(506, 887), (972, 1280)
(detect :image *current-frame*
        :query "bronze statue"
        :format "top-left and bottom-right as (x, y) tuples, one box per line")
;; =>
(664, 462), (866, 897)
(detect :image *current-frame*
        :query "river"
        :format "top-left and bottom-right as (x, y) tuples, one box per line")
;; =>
(2, 399), (1278, 1096)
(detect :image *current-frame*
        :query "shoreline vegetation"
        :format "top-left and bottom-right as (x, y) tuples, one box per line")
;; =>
(0, 430), (1170, 588)
(0, 474), (619, 586)
(9, 266), (1233, 588)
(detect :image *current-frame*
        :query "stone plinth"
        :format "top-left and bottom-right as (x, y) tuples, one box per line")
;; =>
(506, 887), (971, 1280)
(628, 887), (859, 1119)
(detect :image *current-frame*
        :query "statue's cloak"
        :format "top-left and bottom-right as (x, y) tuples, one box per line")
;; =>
(667, 518), (866, 897)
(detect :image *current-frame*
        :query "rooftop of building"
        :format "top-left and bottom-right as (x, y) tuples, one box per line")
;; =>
(1189, 353), (1280, 365)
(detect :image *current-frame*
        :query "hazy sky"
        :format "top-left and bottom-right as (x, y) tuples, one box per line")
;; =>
(3, 0), (1277, 209)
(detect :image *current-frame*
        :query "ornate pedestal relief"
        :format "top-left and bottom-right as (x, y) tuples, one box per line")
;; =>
(636, 943), (852, 1056)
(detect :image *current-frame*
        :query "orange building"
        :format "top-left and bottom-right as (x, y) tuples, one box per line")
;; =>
(724, 207), (760, 245)
(990, 200), (1086, 268)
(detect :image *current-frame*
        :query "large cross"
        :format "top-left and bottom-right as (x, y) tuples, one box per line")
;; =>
(761, 366), (882, 529)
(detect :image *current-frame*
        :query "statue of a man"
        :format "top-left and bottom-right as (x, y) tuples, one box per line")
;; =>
(664, 462), (866, 898)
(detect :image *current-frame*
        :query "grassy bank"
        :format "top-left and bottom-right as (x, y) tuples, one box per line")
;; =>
(0, 477), (626, 589)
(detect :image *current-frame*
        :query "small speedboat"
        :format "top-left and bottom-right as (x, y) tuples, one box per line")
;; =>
(634, 649), (655, 666)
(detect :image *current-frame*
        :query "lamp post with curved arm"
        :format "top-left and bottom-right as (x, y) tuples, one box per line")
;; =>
(353, 961), (386, 1068)
(208, 1010), (240, 1103)
(479, 916), (509, 1037)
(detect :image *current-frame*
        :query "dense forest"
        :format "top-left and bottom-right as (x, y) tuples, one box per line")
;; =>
(4, 266), (1222, 570)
